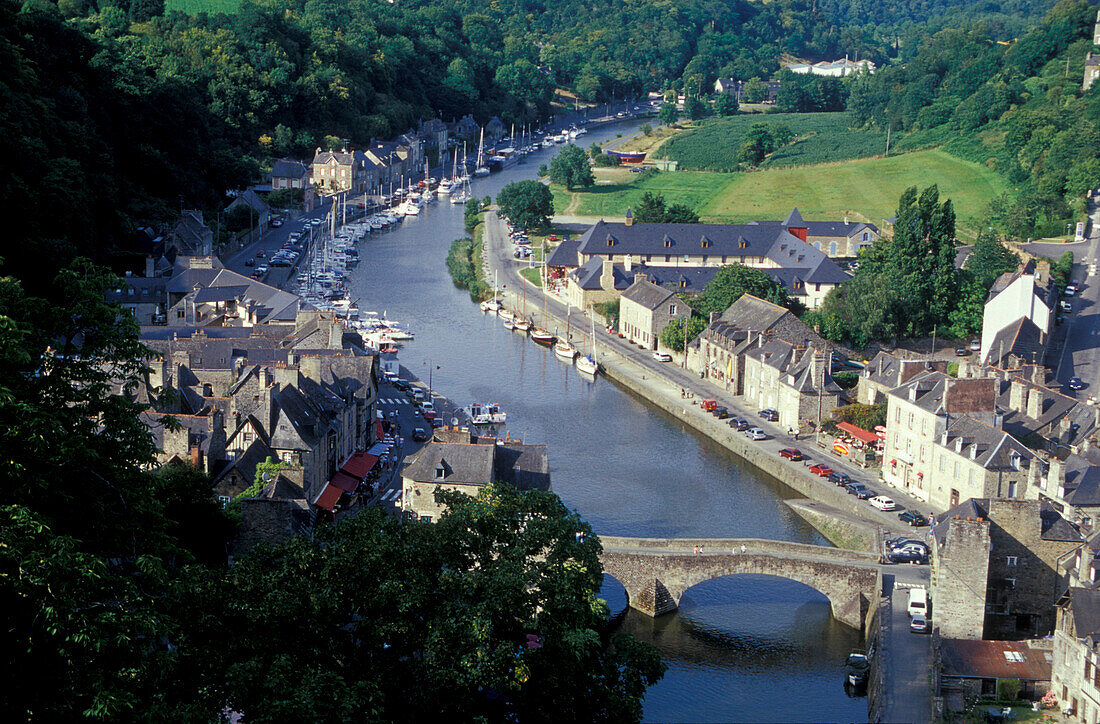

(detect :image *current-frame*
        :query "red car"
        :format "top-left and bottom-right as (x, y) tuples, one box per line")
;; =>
(779, 448), (804, 461)
(809, 463), (833, 476)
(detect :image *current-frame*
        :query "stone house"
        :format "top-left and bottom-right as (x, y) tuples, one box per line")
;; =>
(235, 476), (314, 557)
(742, 341), (842, 427)
(450, 114), (480, 143)
(311, 148), (379, 195)
(167, 210), (213, 257)
(416, 119), (449, 158)
(939, 639), (1052, 706)
(619, 275), (692, 350)
(142, 409), (226, 475)
(932, 498), (1082, 640)
(270, 158), (311, 190)
(105, 274), (168, 326)
(882, 372), (1000, 504)
(401, 435), (550, 522)
(162, 256), (304, 327)
(1052, 587), (1100, 719)
(754, 208), (879, 258)
(693, 293), (834, 393)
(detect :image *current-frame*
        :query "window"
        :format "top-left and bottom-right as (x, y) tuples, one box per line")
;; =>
(939, 456), (945, 473)
(435, 464), (445, 479)
(1005, 578), (1016, 589)
(664, 238), (673, 248)
(738, 240), (747, 249)
(281, 451), (294, 464)
(669, 304), (677, 315)
(1003, 651), (1024, 663)
(829, 241), (838, 256)
(217, 495), (231, 507)
(954, 461), (960, 479)
(242, 432), (253, 443)
(664, 255), (671, 263)
(1006, 556), (1018, 567)
(721, 255), (727, 263)
(701, 255), (708, 263)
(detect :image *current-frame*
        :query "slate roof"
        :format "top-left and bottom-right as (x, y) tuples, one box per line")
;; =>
(752, 207), (878, 239)
(621, 279), (679, 311)
(271, 158), (309, 180)
(939, 415), (1037, 471)
(933, 498), (1082, 546)
(997, 377), (1096, 450)
(546, 239), (580, 268)
(104, 276), (168, 304)
(227, 189), (270, 215)
(171, 211), (212, 253)
(402, 442), (496, 486)
(863, 352), (943, 390)
(212, 437), (276, 490)
(574, 220), (849, 285)
(570, 257), (633, 291)
(269, 385), (323, 451)
(494, 443), (551, 492)
(193, 285), (250, 304)
(1063, 587), (1100, 639)
(984, 316), (1046, 367)
(745, 340), (843, 394)
(887, 372), (997, 415)
(1064, 456), (1100, 507)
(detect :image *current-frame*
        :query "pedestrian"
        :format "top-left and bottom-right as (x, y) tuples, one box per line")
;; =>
(787, 427), (793, 438)
(693, 545), (699, 555)
(740, 544), (747, 555)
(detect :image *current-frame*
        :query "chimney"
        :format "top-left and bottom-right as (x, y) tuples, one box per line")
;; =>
(635, 272), (647, 284)
(600, 260), (615, 291)
(190, 445), (201, 467)
(1027, 388), (1043, 420)
(145, 255), (155, 278)
(1050, 457), (1066, 492)
(625, 254), (632, 272)
(259, 367), (270, 389)
(1010, 379), (1027, 411)
(813, 350), (827, 392)
(1035, 260), (1051, 286)
(1030, 364), (1044, 385)
(843, 216), (849, 225)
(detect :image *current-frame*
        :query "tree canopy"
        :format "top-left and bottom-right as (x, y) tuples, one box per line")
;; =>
(550, 144), (595, 191)
(498, 180), (555, 230)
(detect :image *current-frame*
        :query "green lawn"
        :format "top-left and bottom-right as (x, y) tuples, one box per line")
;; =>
(165, 0), (241, 13)
(520, 267), (543, 287)
(656, 112), (887, 172)
(556, 171), (733, 218)
(702, 149), (1009, 237)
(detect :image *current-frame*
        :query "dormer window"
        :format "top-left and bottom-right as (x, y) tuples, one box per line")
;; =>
(701, 237), (711, 249)
(663, 236), (673, 248)
(738, 240), (747, 249)
(435, 463), (446, 480)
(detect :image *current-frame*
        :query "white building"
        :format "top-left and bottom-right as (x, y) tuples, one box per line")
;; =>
(980, 261), (1052, 366)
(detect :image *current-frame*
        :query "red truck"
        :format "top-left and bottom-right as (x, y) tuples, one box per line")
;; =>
(701, 399), (718, 412)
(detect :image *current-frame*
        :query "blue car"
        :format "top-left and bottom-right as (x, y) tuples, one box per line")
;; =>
(1069, 376), (1086, 391)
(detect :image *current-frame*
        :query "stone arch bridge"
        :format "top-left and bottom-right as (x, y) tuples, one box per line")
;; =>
(599, 537), (882, 634)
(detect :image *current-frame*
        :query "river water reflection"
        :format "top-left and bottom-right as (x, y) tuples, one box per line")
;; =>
(345, 121), (866, 721)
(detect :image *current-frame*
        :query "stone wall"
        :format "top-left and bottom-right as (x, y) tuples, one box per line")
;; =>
(932, 517), (990, 639)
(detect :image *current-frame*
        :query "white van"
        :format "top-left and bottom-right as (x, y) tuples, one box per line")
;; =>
(907, 587), (928, 618)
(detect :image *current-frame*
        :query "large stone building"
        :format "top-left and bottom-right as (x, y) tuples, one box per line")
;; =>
(311, 148), (375, 195)
(400, 432), (550, 522)
(568, 217), (852, 308)
(742, 342), (841, 428)
(932, 498), (1082, 640)
(1052, 587), (1100, 720)
(856, 351), (948, 405)
(619, 275), (692, 350)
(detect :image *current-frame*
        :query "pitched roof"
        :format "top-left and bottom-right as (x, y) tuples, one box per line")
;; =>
(621, 279), (679, 310)
(494, 443), (551, 491)
(546, 239), (580, 268)
(402, 442), (496, 486)
(570, 257), (633, 291)
(940, 639), (1051, 682)
(939, 415), (1036, 471)
(933, 498), (1081, 546)
(983, 316), (1045, 367)
(271, 158), (309, 179)
(887, 372), (997, 415)
(783, 208), (804, 226)
(1064, 587), (1100, 639)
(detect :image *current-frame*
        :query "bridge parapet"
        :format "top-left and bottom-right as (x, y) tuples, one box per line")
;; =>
(599, 536), (881, 634)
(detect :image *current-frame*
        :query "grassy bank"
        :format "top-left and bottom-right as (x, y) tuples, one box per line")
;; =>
(446, 224), (492, 300)
(519, 267), (542, 287)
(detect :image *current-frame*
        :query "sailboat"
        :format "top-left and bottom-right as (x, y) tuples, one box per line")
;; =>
(450, 144), (472, 204)
(529, 273), (556, 345)
(554, 307), (577, 361)
(438, 150), (455, 195)
(576, 308), (599, 376)
(480, 271), (503, 312)
(473, 127), (490, 177)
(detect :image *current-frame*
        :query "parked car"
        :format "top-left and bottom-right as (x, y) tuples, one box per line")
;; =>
(1062, 300), (1073, 312)
(809, 463), (833, 476)
(898, 510), (929, 527)
(430, 417), (445, 428)
(969, 339), (981, 351)
(759, 408), (779, 422)
(909, 614), (929, 633)
(713, 407), (730, 419)
(886, 537), (928, 553)
(779, 448), (805, 461)
(244, 258), (255, 267)
(954, 347), (968, 356)
(271, 218), (283, 227)
(412, 428), (429, 442)
(844, 482), (874, 499)
(890, 550), (927, 565)
(729, 417), (750, 431)
(1069, 376), (1086, 391)
(701, 399), (718, 412)
(827, 471), (851, 486)
(653, 351), (672, 362)
(746, 427), (767, 441)
(869, 495), (898, 511)
(255, 249), (266, 257)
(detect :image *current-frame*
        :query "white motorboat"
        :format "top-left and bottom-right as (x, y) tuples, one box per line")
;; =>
(468, 402), (506, 425)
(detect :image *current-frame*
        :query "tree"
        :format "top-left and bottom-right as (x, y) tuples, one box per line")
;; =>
(684, 95), (707, 120)
(713, 93), (738, 116)
(659, 315), (707, 351)
(633, 192), (668, 223)
(197, 487), (665, 722)
(692, 263), (795, 316)
(658, 103), (678, 125)
(497, 180), (554, 230)
(549, 144), (594, 190)
(665, 203), (699, 224)
(464, 197), (483, 233)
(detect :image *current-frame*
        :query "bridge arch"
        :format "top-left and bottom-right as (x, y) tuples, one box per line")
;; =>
(599, 537), (881, 634)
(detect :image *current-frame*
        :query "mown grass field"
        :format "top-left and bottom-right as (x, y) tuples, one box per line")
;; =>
(554, 149), (1008, 238)
(702, 149), (1009, 236)
(656, 112), (887, 172)
(165, 0), (241, 14)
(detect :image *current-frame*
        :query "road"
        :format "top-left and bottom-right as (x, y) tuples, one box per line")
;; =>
(877, 565), (933, 724)
(1048, 199), (1100, 396)
(482, 210), (946, 536)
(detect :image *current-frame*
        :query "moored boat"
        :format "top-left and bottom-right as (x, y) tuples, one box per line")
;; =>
(468, 402), (506, 425)
(513, 316), (532, 332)
(576, 354), (598, 376)
(530, 327), (555, 345)
(844, 651), (870, 688)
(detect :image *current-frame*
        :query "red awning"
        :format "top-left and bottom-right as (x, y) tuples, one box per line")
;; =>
(836, 422), (879, 445)
(330, 470), (360, 493)
(341, 451), (379, 478)
(376, 420), (385, 439)
(313, 483), (343, 511)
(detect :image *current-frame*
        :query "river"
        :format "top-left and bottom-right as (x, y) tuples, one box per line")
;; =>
(343, 121), (867, 722)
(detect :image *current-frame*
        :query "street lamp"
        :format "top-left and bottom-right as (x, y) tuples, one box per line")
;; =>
(424, 360), (440, 398)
